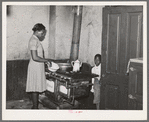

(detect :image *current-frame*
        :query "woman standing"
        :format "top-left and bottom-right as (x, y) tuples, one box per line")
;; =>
(26, 23), (51, 109)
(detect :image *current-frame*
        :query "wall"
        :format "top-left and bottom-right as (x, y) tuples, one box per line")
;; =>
(6, 5), (74, 60)
(6, 60), (29, 101)
(6, 5), (104, 64)
(48, 6), (74, 59)
(79, 6), (104, 66)
(7, 5), (50, 60)
(48, 5), (104, 63)
(48, 6), (56, 59)
(55, 6), (74, 59)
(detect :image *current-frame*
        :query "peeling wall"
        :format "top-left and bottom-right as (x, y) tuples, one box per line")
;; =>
(7, 5), (50, 60)
(79, 6), (104, 66)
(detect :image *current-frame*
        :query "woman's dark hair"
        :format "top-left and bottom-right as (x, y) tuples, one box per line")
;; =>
(94, 54), (101, 61)
(32, 23), (45, 32)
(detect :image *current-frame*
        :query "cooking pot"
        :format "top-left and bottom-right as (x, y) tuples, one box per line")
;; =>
(57, 63), (73, 72)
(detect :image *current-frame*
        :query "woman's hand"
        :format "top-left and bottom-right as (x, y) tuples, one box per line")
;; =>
(45, 61), (52, 67)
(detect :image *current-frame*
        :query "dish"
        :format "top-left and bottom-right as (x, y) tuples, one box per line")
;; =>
(48, 62), (59, 72)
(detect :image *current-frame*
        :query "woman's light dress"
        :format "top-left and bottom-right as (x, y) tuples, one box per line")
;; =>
(26, 35), (46, 92)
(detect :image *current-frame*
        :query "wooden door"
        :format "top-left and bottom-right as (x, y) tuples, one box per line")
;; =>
(128, 60), (143, 110)
(100, 6), (143, 110)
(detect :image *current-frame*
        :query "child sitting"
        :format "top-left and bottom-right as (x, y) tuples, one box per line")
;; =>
(91, 54), (101, 109)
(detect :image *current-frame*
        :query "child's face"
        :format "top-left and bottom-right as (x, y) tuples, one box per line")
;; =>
(94, 57), (101, 66)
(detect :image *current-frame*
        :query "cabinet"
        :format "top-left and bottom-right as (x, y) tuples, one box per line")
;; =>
(128, 58), (143, 110)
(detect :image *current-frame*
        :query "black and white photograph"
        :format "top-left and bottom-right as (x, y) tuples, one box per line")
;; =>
(2, 1), (147, 121)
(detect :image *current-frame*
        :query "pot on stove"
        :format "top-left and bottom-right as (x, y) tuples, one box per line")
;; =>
(57, 63), (73, 72)
(71, 59), (82, 72)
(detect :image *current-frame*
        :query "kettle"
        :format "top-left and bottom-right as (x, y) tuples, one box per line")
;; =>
(71, 59), (82, 72)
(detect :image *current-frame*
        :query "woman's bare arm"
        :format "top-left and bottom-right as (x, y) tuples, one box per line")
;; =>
(31, 50), (49, 63)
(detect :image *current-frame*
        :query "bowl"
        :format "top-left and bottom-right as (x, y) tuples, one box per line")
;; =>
(48, 62), (59, 72)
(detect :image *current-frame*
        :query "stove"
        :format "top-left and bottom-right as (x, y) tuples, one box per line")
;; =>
(45, 65), (98, 106)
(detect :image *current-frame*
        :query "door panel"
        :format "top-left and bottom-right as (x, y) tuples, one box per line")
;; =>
(105, 85), (119, 109)
(126, 12), (143, 60)
(101, 6), (143, 110)
(107, 14), (121, 73)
